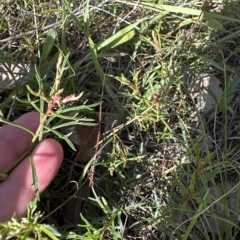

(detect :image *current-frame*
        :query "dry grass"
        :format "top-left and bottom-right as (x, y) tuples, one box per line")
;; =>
(1, 0), (240, 239)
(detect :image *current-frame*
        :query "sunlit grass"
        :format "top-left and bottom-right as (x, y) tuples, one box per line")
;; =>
(1, 0), (240, 239)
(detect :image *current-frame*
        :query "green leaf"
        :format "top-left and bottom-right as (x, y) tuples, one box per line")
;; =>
(41, 30), (57, 64)
(60, 52), (71, 75)
(88, 37), (105, 81)
(115, 1), (240, 23)
(207, 18), (223, 30)
(29, 154), (40, 200)
(226, 74), (240, 104)
(108, 30), (135, 49)
(39, 224), (62, 239)
(44, 126), (76, 151)
(175, 18), (196, 30)
(97, 19), (144, 51)
(182, 190), (209, 240)
(203, 58), (232, 71)
(72, 16), (144, 70)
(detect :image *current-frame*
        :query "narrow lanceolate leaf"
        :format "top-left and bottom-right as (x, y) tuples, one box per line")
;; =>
(115, 1), (240, 23)
(29, 154), (40, 201)
(41, 30), (57, 64)
(83, 0), (90, 36)
(207, 18), (223, 30)
(39, 224), (62, 239)
(107, 30), (135, 49)
(44, 125), (76, 151)
(96, 19), (145, 51)
(88, 37), (105, 81)
(73, 19), (144, 70)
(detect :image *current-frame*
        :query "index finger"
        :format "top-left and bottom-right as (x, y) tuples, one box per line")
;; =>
(0, 112), (40, 172)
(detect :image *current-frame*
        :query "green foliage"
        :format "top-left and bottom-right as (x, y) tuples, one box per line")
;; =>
(1, 0), (240, 239)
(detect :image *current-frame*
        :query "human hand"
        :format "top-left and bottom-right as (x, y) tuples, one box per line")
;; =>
(0, 112), (63, 222)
